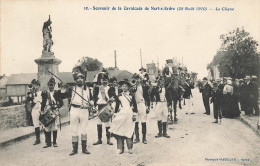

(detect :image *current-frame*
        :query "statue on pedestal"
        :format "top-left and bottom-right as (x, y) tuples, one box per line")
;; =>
(42, 15), (53, 55)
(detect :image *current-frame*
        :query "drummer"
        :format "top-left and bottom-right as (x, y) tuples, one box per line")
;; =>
(108, 77), (120, 114)
(28, 79), (42, 145)
(109, 79), (138, 154)
(93, 71), (113, 146)
(41, 78), (63, 148)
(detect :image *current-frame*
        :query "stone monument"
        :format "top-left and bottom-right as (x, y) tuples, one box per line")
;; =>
(34, 15), (61, 90)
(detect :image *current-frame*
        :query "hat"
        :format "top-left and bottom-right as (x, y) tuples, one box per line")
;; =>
(203, 77), (208, 81)
(239, 79), (244, 82)
(132, 73), (141, 79)
(244, 75), (250, 80)
(166, 59), (173, 64)
(109, 77), (117, 83)
(118, 79), (131, 87)
(93, 72), (109, 84)
(72, 66), (86, 80)
(251, 75), (257, 79)
(47, 78), (56, 86)
(226, 77), (232, 80)
(213, 82), (218, 86)
(31, 79), (40, 86)
(139, 67), (146, 72)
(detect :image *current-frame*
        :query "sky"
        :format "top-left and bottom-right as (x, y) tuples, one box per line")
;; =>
(1, 0), (260, 79)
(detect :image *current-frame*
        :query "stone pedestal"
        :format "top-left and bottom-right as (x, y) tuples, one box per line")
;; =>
(34, 52), (61, 91)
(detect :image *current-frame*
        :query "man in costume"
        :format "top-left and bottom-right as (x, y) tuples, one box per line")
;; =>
(154, 77), (170, 138)
(41, 78), (63, 148)
(132, 73), (149, 144)
(27, 79), (42, 145)
(93, 71), (113, 145)
(162, 59), (180, 123)
(182, 78), (195, 115)
(61, 66), (93, 155)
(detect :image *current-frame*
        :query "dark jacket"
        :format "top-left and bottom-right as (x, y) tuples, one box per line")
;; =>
(211, 88), (222, 104)
(41, 90), (63, 112)
(200, 82), (212, 97)
(108, 86), (120, 112)
(183, 82), (194, 99)
(115, 93), (138, 113)
(93, 86), (109, 106)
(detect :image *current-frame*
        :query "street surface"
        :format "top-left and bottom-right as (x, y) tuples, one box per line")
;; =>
(1, 88), (260, 166)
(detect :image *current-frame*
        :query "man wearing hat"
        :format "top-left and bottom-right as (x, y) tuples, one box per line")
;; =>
(139, 67), (151, 110)
(211, 81), (222, 124)
(93, 72), (114, 146)
(41, 78), (63, 148)
(61, 66), (93, 155)
(244, 76), (254, 116)
(162, 59), (180, 123)
(182, 77), (195, 115)
(200, 77), (212, 115)
(132, 73), (149, 144)
(238, 79), (247, 112)
(28, 79), (43, 145)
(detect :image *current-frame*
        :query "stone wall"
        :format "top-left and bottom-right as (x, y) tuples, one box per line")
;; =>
(0, 105), (29, 131)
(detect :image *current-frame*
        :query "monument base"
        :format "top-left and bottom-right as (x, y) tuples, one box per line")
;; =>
(35, 53), (61, 91)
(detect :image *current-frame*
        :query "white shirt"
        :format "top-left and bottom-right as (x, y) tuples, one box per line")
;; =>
(135, 85), (144, 103)
(97, 85), (109, 105)
(71, 86), (90, 106)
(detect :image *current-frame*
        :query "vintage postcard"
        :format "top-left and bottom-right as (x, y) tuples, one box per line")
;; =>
(0, 0), (259, 166)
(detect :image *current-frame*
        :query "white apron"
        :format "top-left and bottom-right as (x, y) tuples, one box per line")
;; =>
(109, 93), (135, 138)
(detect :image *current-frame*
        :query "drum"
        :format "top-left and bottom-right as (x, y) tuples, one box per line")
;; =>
(98, 104), (114, 123)
(39, 109), (56, 127)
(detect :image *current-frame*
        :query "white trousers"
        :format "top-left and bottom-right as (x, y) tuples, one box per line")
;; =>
(155, 102), (168, 122)
(137, 102), (147, 122)
(70, 107), (89, 137)
(185, 98), (193, 113)
(31, 103), (41, 128)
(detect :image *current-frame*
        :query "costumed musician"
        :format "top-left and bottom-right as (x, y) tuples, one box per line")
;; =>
(92, 71), (113, 146)
(154, 77), (170, 138)
(60, 66), (93, 155)
(41, 78), (63, 148)
(183, 77), (195, 115)
(132, 73), (149, 144)
(109, 79), (138, 154)
(27, 79), (43, 145)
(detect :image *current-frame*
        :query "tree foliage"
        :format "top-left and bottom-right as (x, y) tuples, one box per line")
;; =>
(208, 27), (259, 78)
(77, 57), (103, 71)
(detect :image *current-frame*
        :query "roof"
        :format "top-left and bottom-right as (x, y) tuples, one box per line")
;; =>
(6, 73), (37, 85)
(5, 70), (133, 85)
(0, 76), (9, 88)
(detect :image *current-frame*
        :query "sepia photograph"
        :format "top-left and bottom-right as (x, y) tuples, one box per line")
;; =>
(0, 0), (259, 165)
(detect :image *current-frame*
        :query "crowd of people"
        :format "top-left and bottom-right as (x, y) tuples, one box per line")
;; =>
(25, 58), (259, 156)
(199, 76), (259, 124)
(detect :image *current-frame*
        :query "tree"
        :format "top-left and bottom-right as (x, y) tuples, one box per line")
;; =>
(76, 57), (103, 71)
(208, 27), (260, 78)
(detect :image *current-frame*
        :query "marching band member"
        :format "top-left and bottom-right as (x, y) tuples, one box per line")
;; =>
(93, 72), (113, 145)
(108, 77), (120, 115)
(27, 79), (43, 145)
(139, 67), (151, 109)
(183, 78), (195, 115)
(109, 79), (138, 154)
(41, 78), (63, 148)
(132, 74), (149, 144)
(61, 66), (93, 155)
(154, 77), (170, 138)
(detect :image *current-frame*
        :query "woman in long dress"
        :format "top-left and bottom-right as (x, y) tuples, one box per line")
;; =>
(109, 79), (138, 154)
